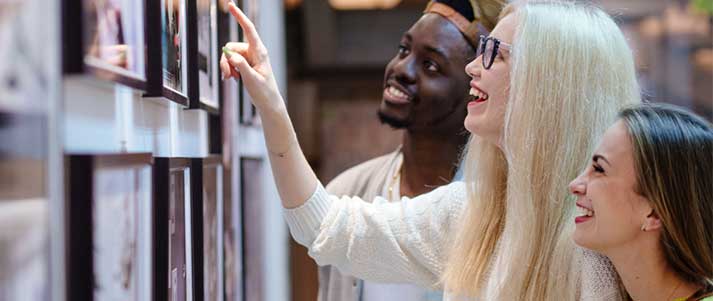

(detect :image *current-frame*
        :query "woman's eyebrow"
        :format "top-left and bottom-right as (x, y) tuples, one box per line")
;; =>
(593, 154), (611, 166)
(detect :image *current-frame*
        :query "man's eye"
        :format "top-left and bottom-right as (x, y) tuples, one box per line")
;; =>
(425, 61), (439, 72)
(398, 45), (409, 56)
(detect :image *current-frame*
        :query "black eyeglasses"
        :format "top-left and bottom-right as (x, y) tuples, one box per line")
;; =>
(476, 35), (511, 70)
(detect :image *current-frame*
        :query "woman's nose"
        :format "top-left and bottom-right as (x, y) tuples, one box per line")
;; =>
(465, 55), (482, 78)
(568, 174), (587, 196)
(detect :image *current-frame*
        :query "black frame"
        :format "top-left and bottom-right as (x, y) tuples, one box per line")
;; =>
(66, 153), (153, 301)
(477, 35), (511, 70)
(62, 0), (149, 90)
(153, 157), (196, 301)
(188, 158), (205, 301)
(187, 0), (221, 114)
(144, 0), (190, 106)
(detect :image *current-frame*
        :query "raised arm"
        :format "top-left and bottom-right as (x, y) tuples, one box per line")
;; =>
(219, 1), (316, 209)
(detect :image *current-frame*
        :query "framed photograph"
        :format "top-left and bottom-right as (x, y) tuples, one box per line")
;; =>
(0, 0), (55, 113)
(190, 156), (224, 301)
(145, 0), (190, 105)
(154, 157), (198, 301)
(66, 153), (153, 301)
(62, 0), (148, 90)
(188, 0), (220, 114)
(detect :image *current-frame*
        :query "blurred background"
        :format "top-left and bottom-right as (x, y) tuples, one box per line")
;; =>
(0, 0), (710, 300)
(284, 0), (712, 300)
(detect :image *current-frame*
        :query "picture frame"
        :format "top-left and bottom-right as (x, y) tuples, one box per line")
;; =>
(144, 0), (190, 106)
(62, 0), (148, 90)
(188, 0), (220, 114)
(66, 153), (153, 301)
(153, 157), (196, 301)
(191, 156), (224, 301)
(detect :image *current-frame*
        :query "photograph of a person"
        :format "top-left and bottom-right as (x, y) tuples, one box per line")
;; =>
(197, 0), (219, 110)
(92, 165), (152, 301)
(82, 0), (146, 81)
(162, 0), (187, 95)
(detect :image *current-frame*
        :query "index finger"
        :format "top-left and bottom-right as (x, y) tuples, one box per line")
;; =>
(226, 0), (262, 48)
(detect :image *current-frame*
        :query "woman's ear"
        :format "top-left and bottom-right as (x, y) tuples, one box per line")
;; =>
(643, 209), (663, 232)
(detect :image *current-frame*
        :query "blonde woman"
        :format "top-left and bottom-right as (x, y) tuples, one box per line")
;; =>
(570, 103), (713, 301)
(220, 1), (639, 299)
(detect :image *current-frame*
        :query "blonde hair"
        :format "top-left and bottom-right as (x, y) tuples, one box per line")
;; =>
(443, 2), (641, 299)
(620, 103), (713, 294)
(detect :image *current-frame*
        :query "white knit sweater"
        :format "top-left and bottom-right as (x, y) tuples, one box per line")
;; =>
(284, 182), (623, 300)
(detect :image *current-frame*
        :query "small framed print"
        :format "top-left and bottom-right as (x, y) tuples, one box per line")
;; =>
(188, 0), (220, 114)
(62, 0), (148, 90)
(190, 156), (224, 301)
(144, 0), (190, 106)
(66, 153), (153, 301)
(154, 157), (196, 301)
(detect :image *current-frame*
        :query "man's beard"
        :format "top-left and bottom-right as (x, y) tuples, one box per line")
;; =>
(377, 110), (410, 129)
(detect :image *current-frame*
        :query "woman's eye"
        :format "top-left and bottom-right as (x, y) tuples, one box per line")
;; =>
(592, 164), (605, 173)
(425, 61), (439, 72)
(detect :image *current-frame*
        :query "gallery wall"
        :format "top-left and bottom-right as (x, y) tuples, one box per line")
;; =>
(1, 0), (289, 300)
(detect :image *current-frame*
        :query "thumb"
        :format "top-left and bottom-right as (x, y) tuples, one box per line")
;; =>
(225, 51), (261, 82)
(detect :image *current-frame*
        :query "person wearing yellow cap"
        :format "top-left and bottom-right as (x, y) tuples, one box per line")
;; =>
(315, 1), (505, 300)
(219, 0), (641, 299)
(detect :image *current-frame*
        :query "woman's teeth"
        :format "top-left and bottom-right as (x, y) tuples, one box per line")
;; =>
(469, 88), (487, 101)
(577, 206), (594, 217)
(388, 86), (408, 99)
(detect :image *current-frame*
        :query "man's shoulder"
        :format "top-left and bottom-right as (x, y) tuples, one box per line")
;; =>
(325, 150), (400, 196)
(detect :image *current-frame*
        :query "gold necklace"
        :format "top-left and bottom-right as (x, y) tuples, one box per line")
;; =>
(387, 160), (403, 201)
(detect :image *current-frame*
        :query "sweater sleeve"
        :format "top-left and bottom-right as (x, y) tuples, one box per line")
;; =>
(284, 181), (466, 289)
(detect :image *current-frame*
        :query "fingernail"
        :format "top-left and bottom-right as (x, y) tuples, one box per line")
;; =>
(222, 46), (235, 58)
(227, 0), (236, 6)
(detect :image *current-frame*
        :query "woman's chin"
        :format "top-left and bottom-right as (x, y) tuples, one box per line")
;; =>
(572, 230), (596, 251)
(464, 118), (499, 143)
